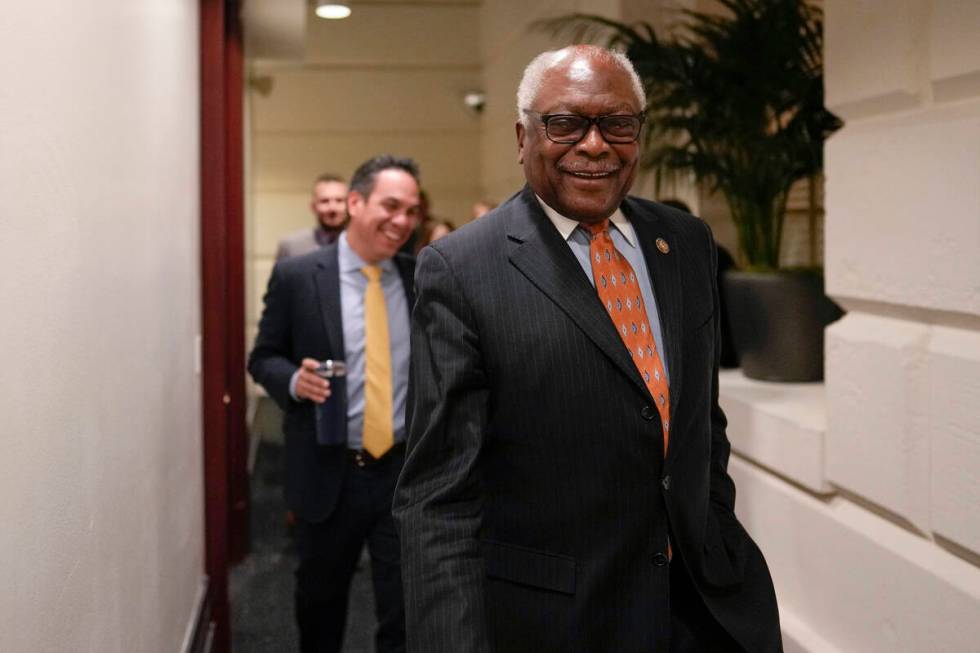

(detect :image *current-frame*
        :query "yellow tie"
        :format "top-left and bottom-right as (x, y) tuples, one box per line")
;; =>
(361, 265), (393, 458)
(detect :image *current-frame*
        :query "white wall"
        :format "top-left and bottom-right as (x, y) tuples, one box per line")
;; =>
(0, 3), (205, 652)
(723, 2), (980, 651)
(825, 0), (980, 558)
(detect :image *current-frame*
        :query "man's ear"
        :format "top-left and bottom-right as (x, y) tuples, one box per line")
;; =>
(516, 121), (526, 165)
(347, 190), (364, 218)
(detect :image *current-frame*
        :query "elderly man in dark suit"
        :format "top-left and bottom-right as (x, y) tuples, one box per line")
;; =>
(250, 155), (422, 653)
(394, 46), (781, 652)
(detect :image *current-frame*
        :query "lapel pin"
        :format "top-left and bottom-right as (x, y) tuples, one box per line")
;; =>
(656, 238), (670, 254)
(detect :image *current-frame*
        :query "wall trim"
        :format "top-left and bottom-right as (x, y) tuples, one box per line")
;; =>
(180, 576), (212, 653)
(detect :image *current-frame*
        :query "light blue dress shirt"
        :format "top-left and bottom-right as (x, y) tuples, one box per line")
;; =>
(338, 233), (411, 449)
(289, 232), (411, 448)
(537, 197), (669, 380)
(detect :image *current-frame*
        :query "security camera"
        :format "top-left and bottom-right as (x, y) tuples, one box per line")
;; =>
(463, 92), (486, 114)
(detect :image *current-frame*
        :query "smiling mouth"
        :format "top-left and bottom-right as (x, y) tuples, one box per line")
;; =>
(563, 169), (619, 179)
(381, 228), (406, 243)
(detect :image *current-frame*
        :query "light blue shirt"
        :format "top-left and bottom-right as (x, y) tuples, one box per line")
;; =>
(338, 233), (411, 449)
(289, 232), (411, 448)
(537, 196), (669, 380)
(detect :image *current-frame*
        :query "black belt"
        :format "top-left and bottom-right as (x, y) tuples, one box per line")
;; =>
(346, 441), (405, 468)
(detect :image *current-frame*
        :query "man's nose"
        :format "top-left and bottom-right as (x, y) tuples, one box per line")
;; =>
(575, 123), (611, 156)
(391, 210), (414, 226)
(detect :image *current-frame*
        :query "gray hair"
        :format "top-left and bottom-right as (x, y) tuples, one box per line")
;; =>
(516, 46), (646, 125)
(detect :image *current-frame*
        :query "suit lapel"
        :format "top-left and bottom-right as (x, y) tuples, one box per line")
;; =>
(624, 199), (685, 440)
(506, 188), (652, 402)
(313, 244), (345, 357)
(394, 253), (416, 313)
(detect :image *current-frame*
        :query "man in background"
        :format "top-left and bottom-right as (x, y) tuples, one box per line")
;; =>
(250, 155), (421, 652)
(276, 173), (349, 260)
(471, 198), (497, 219)
(395, 46), (780, 652)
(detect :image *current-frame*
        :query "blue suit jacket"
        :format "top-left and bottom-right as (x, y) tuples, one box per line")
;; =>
(248, 242), (415, 522)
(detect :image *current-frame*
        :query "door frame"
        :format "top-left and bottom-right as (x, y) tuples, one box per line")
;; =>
(200, 0), (249, 650)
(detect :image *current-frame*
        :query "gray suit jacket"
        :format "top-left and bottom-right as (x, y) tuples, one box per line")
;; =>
(394, 187), (780, 652)
(276, 226), (332, 261)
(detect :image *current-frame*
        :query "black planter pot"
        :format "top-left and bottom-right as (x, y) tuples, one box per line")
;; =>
(722, 270), (843, 382)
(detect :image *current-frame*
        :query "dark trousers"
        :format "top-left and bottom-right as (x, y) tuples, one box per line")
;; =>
(669, 553), (745, 653)
(294, 449), (406, 653)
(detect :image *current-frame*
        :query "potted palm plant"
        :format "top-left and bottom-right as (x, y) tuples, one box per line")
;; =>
(542, 0), (844, 381)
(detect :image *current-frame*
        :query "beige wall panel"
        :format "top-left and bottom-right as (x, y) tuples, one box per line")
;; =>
(825, 314), (932, 533)
(481, 122), (524, 202)
(481, 0), (618, 63)
(825, 0), (928, 116)
(252, 191), (316, 257)
(307, 5), (480, 66)
(480, 1), (618, 126)
(251, 68), (483, 132)
(243, 0), (306, 60)
(929, 0), (980, 85)
(251, 258), (277, 327)
(621, 0), (695, 28)
(825, 101), (980, 317)
(254, 132), (481, 192)
(929, 325), (980, 556)
(422, 186), (485, 226)
(482, 43), (540, 124)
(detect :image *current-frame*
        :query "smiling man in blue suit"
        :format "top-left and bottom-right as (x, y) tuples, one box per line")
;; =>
(250, 155), (422, 653)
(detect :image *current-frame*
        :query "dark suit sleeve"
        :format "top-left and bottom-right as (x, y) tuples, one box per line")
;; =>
(393, 245), (491, 653)
(702, 221), (738, 517)
(247, 262), (300, 410)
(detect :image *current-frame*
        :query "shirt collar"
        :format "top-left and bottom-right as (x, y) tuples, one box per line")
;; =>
(338, 231), (396, 276)
(535, 194), (636, 247)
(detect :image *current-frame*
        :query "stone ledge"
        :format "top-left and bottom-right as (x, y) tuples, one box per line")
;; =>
(719, 370), (830, 494)
(731, 457), (980, 652)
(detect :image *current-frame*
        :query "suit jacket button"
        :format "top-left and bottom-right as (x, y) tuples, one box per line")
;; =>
(641, 405), (656, 421)
(652, 552), (669, 567)
(662, 475), (671, 491)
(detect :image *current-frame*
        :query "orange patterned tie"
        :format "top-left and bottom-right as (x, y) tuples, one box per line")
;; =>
(583, 220), (670, 456)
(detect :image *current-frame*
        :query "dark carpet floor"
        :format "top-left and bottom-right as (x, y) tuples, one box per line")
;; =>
(230, 441), (377, 652)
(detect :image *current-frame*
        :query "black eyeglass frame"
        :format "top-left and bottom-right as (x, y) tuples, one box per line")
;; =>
(523, 110), (646, 145)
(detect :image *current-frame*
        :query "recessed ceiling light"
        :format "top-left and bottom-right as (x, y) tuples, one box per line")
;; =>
(315, 1), (351, 20)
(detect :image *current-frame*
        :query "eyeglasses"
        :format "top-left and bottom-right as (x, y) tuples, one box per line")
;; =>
(523, 110), (645, 144)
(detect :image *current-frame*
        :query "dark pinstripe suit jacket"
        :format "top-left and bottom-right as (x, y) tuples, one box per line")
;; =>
(394, 187), (780, 652)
